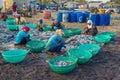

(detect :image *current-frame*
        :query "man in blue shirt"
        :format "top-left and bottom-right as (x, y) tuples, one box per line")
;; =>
(15, 26), (31, 45)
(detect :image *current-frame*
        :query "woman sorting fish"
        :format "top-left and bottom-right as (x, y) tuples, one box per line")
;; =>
(14, 26), (31, 45)
(51, 21), (66, 31)
(83, 20), (98, 36)
(46, 29), (66, 56)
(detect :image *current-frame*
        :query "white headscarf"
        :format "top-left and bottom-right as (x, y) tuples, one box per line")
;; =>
(87, 20), (93, 29)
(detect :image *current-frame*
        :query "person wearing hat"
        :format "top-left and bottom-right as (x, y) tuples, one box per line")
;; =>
(46, 29), (65, 56)
(51, 21), (66, 31)
(37, 19), (43, 31)
(15, 26), (31, 45)
(83, 20), (98, 36)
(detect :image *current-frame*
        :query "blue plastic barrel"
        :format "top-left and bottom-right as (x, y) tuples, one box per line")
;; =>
(77, 12), (84, 23)
(69, 12), (77, 22)
(90, 14), (99, 26)
(105, 14), (110, 26)
(57, 12), (63, 22)
(83, 13), (87, 22)
(118, 8), (120, 14)
(99, 14), (106, 26)
(84, 12), (90, 18)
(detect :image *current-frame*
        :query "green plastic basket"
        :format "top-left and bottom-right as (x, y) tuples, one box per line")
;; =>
(2, 49), (28, 63)
(42, 26), (52, 32)
(7, 25), (19, 31)
(25, 24), (37, 29)
(70, 28), (82, 35)
(6, 18), (14, 21)
(94, 35), (112, 44)
(48, 56), (77, 74)
(78, 44), (101, 56)
(99, 32), (116, 39)
(67, 48), (92, 64)
(63, 30), (73, 38)
(6, 18), (16, 25)
(26, 40), (46, 53)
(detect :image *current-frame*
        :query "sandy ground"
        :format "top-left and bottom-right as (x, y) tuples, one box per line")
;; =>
(0, 12), (120, 80)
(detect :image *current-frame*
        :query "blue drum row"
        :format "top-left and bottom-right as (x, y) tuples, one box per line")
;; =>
(57, 11), (90, 23)
(90, 14), (111, 26)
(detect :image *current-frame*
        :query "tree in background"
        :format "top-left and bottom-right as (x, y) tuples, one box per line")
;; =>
(77, 0), (86, 4)
(110, 0), (120, 3)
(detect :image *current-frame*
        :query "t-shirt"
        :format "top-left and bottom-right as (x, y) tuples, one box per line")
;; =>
(23, 4), (26, 8)
(0, 0), (3, 8)
(15, 30), (29, 44)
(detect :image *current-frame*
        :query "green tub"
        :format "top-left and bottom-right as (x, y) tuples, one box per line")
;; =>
(67, 48), (92, 64)
(48, 56), (77, 74)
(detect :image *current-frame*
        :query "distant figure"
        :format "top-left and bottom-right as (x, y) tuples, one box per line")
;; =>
(83, 20), (98, 36)
(36, 3), (40, 11)
(23, 2), (26, 8)
(51, 21), (66, 31)
(12, 2), (18, 17)
(37, 19), (43, 31)
(15, 26), (31, 45)
(22, 2), (27, 12)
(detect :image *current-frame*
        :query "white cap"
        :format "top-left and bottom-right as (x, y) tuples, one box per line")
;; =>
(87, 20), (93, 24)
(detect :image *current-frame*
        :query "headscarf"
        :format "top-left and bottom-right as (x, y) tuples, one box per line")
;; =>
(55, 29), (63, 36)
(22, 26), (30, 32)
(53, 21), (58, 26)
(87, 20), (93, 29)
(39, 19), (43, 24)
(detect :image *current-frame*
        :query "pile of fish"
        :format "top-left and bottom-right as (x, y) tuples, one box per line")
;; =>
(65, 35), (96, 51)
(29, 30), (54, 43)
(0, 21), (98, 52)
(0, 21), (17, 45)
(54, 60), (73, 66)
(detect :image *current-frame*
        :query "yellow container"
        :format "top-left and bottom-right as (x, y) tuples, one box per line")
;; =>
(99, 9), (105, 14)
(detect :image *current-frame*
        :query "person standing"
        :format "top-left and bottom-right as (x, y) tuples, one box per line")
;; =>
(12, 2), (18, 17)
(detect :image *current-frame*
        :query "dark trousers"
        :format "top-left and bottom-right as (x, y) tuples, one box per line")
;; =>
(20, 37), (31, 45)
(48, 42), (65, 53)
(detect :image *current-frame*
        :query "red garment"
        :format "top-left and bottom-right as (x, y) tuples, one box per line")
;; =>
(12, 4), (17, 12)
(22, 26), (30, 32)
(17, 16), (21, 23)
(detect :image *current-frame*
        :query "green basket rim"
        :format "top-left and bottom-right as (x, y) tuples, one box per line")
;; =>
(48, 56), (77, 68)
(2, 49), (28, 57)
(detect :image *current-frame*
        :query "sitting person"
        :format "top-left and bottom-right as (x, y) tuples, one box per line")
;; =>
(51, 21), (66, 31)
(37, 19), (43, 31)
(46, 29), (65, 56)
(15, 26), (31, 45)
(22, 3), (28, 12)
(83, 20), (98, 36)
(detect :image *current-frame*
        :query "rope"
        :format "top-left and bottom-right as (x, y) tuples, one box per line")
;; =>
(28, 50), (41, 59)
